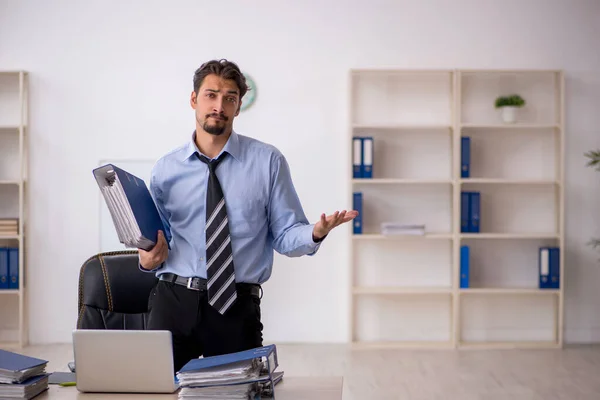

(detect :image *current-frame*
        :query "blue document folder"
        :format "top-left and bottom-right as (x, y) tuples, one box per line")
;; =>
(177, 345), (280, 398)
(0, 349), (48, 384)
(179, 345), (278, 375)
(93, 164), (167, 251)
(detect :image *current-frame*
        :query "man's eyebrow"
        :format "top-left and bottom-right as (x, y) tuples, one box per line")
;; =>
(204, 88), (239, 95)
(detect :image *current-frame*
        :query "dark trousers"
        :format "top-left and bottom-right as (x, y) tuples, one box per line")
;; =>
(146, 280), (263, 373)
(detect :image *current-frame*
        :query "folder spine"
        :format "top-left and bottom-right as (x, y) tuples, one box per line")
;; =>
(362, 137), (373, 178)
(8, 248), (18, 289)
(460, 245), (470, 288)
(461, 136), (470, 178)
(460, 192), (469, 233)
(470, 191), (480, 233)
(353, 192), (362, 234)
(539, 247), (560, 289)
(0, 248), (7, 289)
(352, 137), (362, 178)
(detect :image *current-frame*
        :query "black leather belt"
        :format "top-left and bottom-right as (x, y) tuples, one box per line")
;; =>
(159, 272), (262, 298)
(160, 272), (207, 290)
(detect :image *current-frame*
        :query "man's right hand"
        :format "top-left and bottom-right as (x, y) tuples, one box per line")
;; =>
(139, 230), (169, 270)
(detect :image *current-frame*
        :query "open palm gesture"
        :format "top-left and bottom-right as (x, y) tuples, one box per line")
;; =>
(313, 210), (359, 240)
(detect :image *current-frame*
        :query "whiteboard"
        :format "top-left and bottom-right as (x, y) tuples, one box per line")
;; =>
(97, 159), (156, 253)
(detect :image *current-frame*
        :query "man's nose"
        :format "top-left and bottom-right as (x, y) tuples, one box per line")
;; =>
(213, 98), (225, 113)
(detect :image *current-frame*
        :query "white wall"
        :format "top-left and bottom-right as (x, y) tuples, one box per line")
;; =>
(0, 0), (599, 344)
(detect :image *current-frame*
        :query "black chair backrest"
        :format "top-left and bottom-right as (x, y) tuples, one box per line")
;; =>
(77, 250), (158, 330)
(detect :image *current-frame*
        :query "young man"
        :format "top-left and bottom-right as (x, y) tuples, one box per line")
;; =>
(139, 59), (357, 372)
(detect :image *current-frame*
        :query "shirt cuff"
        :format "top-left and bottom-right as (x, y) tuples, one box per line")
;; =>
(138, 254), (163, 273)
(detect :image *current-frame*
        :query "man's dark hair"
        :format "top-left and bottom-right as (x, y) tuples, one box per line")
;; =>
(193, 59), (248, 99)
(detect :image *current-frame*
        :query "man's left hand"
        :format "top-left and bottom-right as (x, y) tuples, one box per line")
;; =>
(313, 210), (359, 241)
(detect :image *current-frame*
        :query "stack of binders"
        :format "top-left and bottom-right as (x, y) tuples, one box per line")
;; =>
(176, 345), (283, 399)
(0, 349), (49, 399)
(93, 164), (167, 251)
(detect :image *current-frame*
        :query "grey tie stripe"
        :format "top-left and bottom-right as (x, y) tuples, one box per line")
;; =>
(205, 198), (225, 230)
(206, 217), (228, 249)
(196, 152), (237, 315)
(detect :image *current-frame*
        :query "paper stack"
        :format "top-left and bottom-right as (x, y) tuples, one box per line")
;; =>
(0, 349), (49, 399)
(381, 222), (426, 235)
(0, 219), (18, 236)
(93, 164), (166, 251)
(176, 345), (283, 399)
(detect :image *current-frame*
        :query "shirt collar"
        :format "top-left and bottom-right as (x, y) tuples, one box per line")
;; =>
(182, 130), (242, 162)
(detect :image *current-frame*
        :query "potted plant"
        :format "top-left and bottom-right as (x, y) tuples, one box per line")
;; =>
(585, 149), (600, 254)
(495, 94), (525, 123)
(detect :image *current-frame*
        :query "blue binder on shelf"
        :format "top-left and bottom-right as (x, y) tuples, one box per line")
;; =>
(460, 245), (470, 288)
(8, 247), (18, 289)
(539, 247), (560, 289)
(461, 136), (470, 178)
(470, 191), (480, 233)
(460, 192), (469, 233)
(461, 191), (481, 233)
(353, 192), (362, 234)
(352, 136), (374, 178)
(352, 137), (362, 178)
(362, 137), (373, 178)
(93, 164), (168, 251)
(0, 248), (7, 289)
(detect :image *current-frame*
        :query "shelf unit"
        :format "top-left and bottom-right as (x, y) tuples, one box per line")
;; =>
(349, 68), (564, 349)
(0, 70), (29, 348)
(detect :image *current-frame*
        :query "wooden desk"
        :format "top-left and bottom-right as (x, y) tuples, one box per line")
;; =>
(38, 376), (343, 400)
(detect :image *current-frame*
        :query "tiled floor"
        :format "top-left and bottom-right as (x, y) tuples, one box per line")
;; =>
(17, 343), (600, 399)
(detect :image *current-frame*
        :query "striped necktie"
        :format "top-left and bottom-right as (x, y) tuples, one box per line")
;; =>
(197, 152), (237, 315)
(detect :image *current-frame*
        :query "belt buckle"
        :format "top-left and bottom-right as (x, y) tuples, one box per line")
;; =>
(186, 277), (199, 291)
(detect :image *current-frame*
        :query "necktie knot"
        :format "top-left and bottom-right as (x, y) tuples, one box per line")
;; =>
(197, 153), (227, 173)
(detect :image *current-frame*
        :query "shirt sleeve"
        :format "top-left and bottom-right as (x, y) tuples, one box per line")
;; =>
(267, 153), (324, 257)
(138, 163), (171, 273)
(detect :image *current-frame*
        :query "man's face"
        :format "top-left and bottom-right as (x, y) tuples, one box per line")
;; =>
(191, 74), (242, 136)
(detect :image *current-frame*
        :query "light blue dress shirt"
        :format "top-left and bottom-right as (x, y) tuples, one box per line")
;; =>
(142, 130), (323, 284)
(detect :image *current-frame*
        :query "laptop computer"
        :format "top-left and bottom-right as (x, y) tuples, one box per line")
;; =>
(72, 329), (179, 393)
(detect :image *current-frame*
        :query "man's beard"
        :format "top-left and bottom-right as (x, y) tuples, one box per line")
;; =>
(202, 113), (228, 136)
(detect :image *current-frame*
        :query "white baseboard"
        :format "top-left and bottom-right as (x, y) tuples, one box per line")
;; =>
(565, 328), (600, 344)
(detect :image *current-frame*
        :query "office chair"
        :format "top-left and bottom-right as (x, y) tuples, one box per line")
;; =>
(76, 250), (158, 330)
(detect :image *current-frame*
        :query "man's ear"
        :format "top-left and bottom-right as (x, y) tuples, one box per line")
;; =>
(190, 91), (197, 108)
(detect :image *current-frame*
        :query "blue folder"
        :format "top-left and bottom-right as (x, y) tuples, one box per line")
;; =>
(0, 349), (48, 384)
(93, 164), (167, 251)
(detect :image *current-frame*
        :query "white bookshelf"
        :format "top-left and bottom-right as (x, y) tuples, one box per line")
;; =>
(0, 70), (29, 348)
(349, 69), (564, 349)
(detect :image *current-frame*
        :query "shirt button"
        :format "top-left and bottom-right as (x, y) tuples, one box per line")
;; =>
(200, 257), (204, 261)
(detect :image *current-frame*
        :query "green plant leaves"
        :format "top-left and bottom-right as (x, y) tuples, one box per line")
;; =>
(495, 94), (525, 108)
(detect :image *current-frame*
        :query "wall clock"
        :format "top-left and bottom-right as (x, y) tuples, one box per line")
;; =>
(240, 72), (256, 112)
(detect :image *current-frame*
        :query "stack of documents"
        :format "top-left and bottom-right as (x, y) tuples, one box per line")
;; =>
(381, 222), (426, 235)
(0, 349), (49, 399)
(0, 219), (18, 236)
(93, 164), (166, 251)
(176, 345), (283, 399)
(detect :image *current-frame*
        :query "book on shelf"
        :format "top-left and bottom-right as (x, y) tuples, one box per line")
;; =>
(0, 218), (18, 236)
(353, 192), (362, 234)
(380, 222), (426, 236)
(0, 247), (19, 290)
(460, 245), (470, 288)
(176, 345), (282, 399)
(539, 247), (560, 289)
(461, 191), (480, 233)
(352, 136), (373, 178)
(461, 136), (470, 178)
